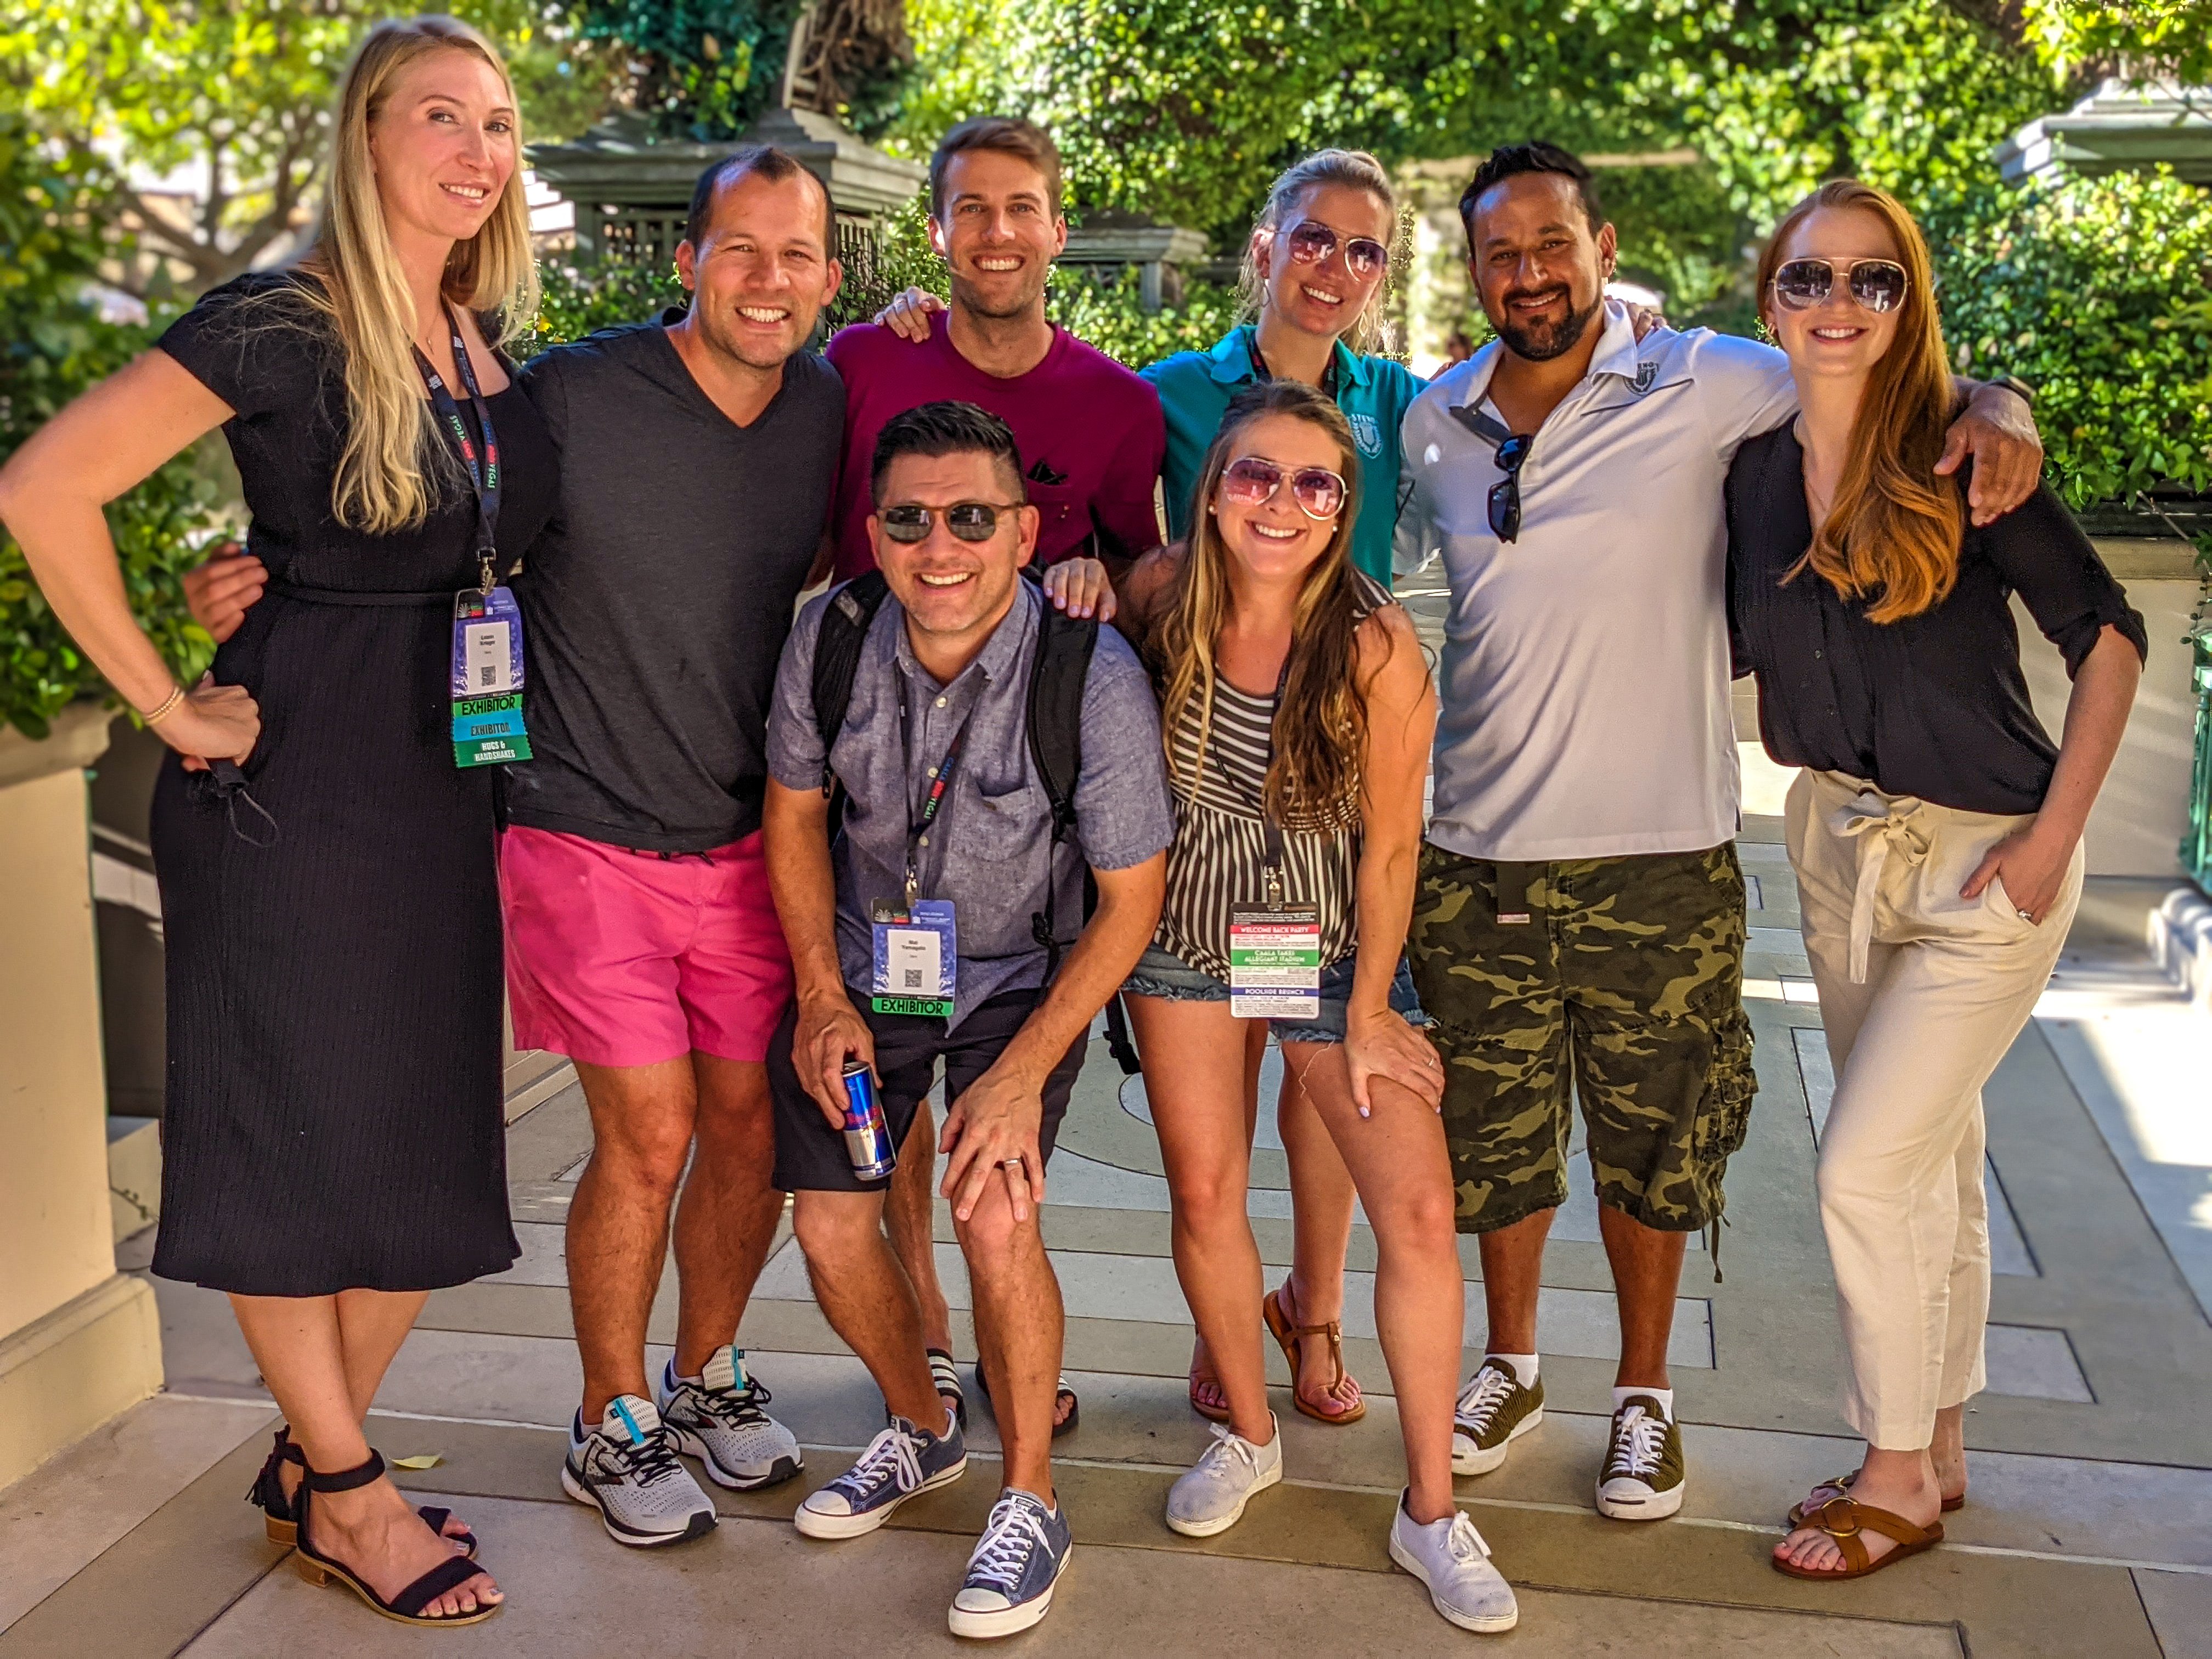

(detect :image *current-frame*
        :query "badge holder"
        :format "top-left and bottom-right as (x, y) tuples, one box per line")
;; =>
(452, 573), (529, 769)
(1228, 827), (1322, 1021)
(871, 897), (957, 1018)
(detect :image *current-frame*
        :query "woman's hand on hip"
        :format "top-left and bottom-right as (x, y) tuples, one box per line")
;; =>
(1344, 1005), (1444, 1117)
(1961, 821), (2073, 924)
(164, 674), (258, 772)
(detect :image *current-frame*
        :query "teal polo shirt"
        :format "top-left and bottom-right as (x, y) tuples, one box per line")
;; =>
(1140, 325), (1426, 587)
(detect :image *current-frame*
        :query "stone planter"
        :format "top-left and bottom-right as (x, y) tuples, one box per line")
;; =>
(0, 701), (163, 1491)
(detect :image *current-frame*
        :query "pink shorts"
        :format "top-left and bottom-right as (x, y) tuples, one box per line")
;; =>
(499, 825), (793, 1068)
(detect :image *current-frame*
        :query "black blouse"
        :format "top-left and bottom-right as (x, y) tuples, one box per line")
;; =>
(1724, 424), (2148, 816)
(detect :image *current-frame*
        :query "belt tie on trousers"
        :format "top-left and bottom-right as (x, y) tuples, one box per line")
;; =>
(1829, 791), (1931, 984)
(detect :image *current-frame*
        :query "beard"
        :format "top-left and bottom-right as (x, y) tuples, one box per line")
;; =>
(950, 265), (1047, 321)
(1493, 285), (1604, 362)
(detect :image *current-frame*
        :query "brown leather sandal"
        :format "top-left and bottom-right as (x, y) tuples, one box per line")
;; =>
(1262, 1280), (1365, 1426)
(1787, 1470), (1963, 1528)
(1772, 1496), (1944, 1581)
(1187, 1361), (1232, 1424)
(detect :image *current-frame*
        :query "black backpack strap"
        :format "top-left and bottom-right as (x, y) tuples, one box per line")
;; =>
(809, 571), (891, 820)
(1024, 600), (1098, 983)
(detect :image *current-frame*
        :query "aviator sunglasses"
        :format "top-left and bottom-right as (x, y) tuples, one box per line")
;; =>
(878, 501), (1022, 543)
(1218, 455), (1347, 520)
(1769, 257), (1910, 315)
(1283, 219), (1390, 283)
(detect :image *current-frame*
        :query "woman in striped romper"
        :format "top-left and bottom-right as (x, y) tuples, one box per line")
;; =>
(1115, 379), (1517, 1633)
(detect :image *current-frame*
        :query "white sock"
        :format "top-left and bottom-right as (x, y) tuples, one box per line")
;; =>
(1615, 1385), (1674, 1419)
(1488, 1352), (1539, 1389)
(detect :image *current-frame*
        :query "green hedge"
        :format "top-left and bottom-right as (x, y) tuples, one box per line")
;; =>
(0, 119), (221, 741)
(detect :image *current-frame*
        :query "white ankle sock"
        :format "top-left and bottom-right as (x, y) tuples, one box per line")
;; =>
(1489, 1352), (1539, 1389)
(1614, 1385), (1674, 1418)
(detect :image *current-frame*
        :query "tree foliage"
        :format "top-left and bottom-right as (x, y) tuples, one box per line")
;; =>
(1, 0), (614, 294)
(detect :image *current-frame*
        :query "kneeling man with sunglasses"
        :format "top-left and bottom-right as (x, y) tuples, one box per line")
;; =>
(761, 401), (1173, 1639)
(1395, 142), (2045, 1541)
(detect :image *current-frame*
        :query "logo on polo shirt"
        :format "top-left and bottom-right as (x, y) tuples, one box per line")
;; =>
(1633, 360), (1659, 393)
(1348, 412), (1383, 457)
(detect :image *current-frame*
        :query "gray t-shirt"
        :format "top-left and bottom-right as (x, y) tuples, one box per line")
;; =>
(502, 317), (844, 853)
(767, 579), (1176, 1029)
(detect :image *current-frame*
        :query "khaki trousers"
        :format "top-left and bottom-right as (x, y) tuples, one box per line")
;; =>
(1786, 769), (2081, 1449)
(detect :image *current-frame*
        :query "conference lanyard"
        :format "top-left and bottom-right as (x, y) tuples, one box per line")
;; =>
(415, 309), (528, 769)
(1207, 657), (1294, 900)
(898, 685), (978, 911)
(410, 306), (503, 595)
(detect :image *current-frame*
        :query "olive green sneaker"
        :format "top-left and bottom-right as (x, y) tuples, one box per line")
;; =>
(1451, 1359), (1545, 1476)
(1595, 1395), (1685, 1520)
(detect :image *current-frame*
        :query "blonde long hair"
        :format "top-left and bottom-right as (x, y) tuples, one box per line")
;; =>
(1757, 179), (1964, 623)
(1149, 380), (1368, 829)
(302, 16), (538, 535)
(1235, 149), (1399, 358)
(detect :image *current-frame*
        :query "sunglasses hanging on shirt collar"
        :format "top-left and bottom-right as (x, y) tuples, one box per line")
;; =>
(1447, 403), (1536, 545)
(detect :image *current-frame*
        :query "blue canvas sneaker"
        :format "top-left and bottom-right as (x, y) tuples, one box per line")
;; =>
(794, 1413), (966, 1540)
(947, 1488), (1073, 1639)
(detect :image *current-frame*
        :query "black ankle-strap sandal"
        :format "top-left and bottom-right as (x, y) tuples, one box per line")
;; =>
(247, 1427), (478, 1558)
(294, 1449), (501, 1626)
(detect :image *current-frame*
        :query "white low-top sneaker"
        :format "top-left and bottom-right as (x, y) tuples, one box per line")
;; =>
(1165, 1417), (1283, 1538)
(1387, 1494), (1519, 1633)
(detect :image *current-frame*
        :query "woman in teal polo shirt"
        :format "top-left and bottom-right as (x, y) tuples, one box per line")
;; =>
(1141, 150), (1427, 1431)
(1142, 149), (1424, 589)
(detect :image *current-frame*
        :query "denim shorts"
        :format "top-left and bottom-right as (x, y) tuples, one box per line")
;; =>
(1121, 944), (1430, 1045)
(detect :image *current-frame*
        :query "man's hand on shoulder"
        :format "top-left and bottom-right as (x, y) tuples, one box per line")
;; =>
(873, 287), (945, 343)
(1939, 382), (2045, 526)
(181, 541), (266, 644)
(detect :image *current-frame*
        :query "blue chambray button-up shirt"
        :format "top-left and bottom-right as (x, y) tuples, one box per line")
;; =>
(768, 578), (1176, 1030)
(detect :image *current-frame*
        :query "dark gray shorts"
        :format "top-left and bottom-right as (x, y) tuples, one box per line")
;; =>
(768, 988), (1088, 1193)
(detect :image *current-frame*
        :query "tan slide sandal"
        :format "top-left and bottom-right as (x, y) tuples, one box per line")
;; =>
(1772, 1497), (1944, 1582)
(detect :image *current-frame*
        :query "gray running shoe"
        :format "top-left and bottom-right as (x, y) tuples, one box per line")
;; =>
(1452, 1358), (1544, 1476)
(948, 1488), (1073, 1639)
(1389, 1494), (1519, 1633)
(794, 1414), (966, 1540)
(561, 1395), (716, 1547)
(657, 1347), (802, 1491)
(1165, 1418), (1283, 1538)
(1595, 1394), (1685, 1520)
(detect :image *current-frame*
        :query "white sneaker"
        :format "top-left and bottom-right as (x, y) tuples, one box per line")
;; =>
(1165, 1417), (1283, 1537)
(1387, 1495), (1519, 1633)
(657, 1347), (803, 1491)
(561, 1395), (717, 1547)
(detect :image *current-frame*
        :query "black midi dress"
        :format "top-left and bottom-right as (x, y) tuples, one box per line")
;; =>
(149, 272), (556, 1296)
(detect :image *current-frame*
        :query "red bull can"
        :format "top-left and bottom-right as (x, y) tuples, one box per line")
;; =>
(840, 1060), (895, 1180)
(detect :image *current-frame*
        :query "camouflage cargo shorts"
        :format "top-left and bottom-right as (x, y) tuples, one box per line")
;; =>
(1406, 840), (1758, 1235)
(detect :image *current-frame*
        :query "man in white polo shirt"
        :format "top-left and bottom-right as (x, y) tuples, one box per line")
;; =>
(1396, 142), (2041, 1526)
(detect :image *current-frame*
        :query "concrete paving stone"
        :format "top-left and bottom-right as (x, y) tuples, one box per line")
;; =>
(0, 1395), (275, 1629)
(751, 1238), (1716, 1368)
(2036, 1008), (2212, 1324)
(2133, 1567), (2212, 1659)
(1793, 1025), (2039, 1277)
(173, 1494), (1970, 1659)
(504, 1076), (594, 1183)
(1980, 1324), (2095, 1403)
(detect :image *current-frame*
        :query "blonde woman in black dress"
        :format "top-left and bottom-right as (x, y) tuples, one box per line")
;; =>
(0, 17), (556, 1625)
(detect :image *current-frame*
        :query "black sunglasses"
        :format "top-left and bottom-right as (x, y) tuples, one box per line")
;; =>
(878, 501), (1023, 544)
(1769, 257), (1910, 315)
(1488, 433), (1533, 543)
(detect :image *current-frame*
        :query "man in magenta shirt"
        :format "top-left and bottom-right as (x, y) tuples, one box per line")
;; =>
(824, 117), (1165, 585)
(823, 117), (1164, 1437)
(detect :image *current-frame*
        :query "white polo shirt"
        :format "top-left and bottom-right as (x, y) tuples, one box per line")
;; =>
(1395, 302), (1797, 862)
